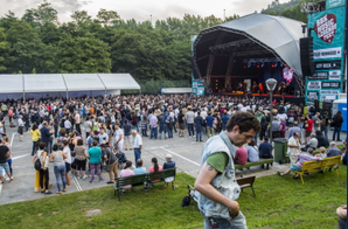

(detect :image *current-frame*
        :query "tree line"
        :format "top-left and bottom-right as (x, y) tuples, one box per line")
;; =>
(0, 1), (314, 93)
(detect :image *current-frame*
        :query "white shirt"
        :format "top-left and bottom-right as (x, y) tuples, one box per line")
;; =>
(132, 134), (143, 148)
(63, 146), (71, 164)
(277, 113), (288, 121)
(64, 120), (72, 129)
(114, 128), (124, 143)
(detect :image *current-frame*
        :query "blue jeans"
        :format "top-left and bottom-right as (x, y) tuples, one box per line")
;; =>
(49, 138), (53, 154)
(196, 131), (202, 141)
(222, 124), (226, 131)
(54, 165), (66, 192)
(134, 148), (142, 166)
(25, 122), (29, 132)
(167, 127), (173, 138)
(150, 127), (158, 139)
(203, 211), (247, 229)
(188, 124), (195, 136)
(333, 126), (341, 140)
(321, 126), (328, 138)
(0, 162), (10, 175)
(133, 123), (140, 132)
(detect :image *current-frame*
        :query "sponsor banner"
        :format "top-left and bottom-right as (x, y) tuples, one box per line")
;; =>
(307, 81), (321, 90)
(313, 47), (342, 59)
(321, 81), (341, 89)
(329, 70), (341, 80)
(326, 0), (346, 10)
(320, 95), (336, 101)
(315, 60), (342, 70)
(307, 91), (319, 100)
(321, 90), (340, 95)
(308, 72), (328, 80)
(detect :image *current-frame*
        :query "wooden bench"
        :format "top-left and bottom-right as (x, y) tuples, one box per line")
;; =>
(291, 156), (341, 184)
(113, 167), (176, 201)
(236, 175), (256, 197)
(235, 158), (274, 170)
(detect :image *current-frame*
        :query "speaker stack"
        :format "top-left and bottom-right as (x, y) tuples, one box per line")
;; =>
(299, 37), (315, 77)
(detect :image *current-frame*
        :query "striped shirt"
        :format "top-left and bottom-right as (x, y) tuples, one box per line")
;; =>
(294, 153), (320, 170)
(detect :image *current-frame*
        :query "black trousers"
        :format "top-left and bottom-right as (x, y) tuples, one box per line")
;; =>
(39, 168), (49, 190)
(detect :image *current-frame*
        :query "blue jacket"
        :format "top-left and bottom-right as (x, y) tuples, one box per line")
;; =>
(194, 116), (204, 132)
(40, 126), (52, 141)
(163, 160), (176, 169)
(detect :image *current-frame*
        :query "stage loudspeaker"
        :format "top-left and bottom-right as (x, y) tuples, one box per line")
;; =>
(191, 57), (201, 79)
(300, 37), (315, 77)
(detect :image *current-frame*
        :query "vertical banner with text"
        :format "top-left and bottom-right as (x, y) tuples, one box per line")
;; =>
(306, 6), (346, 103)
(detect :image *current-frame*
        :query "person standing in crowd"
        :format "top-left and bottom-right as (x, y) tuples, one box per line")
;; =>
(304, 114), (314, 144)
(320, 111), (330, 138)
(279, 117), (286, 138)
(287, 132), (301, 167)
(113, 123), (124, 152)
(0, 139), (12, 184)
(332, 111), (344, 141)
(53, 112), (60, 138)
(149, 110), (159, 140)
(221, 111), (230, 131)
(61, 139), (71, 188)
(165, 113), (174, 139)
(132, 130), (143, 166)
(178, 110), (185, 138)
(258, 137), (273, 169)
(312, 112), (321, 132)
(40, 122), (53, 154)
(270, 116), (280, 139)
(87, 140), (103, 183)
(194, 111), (204, 142)
(30, 124), (41, 156)
(17, 114), (24, 141)
(74, 139), (88, 180)
(98, 128), (109, 146)
(287, 121), (302, 140)
(74, 110), (81, 134)
(101, 144), (118, 184)
(205, 112), (215, 139)
(84, 117), (92, 139)
(158, 112), (167, 140)
(259, 117), (268, 141)
(49, 144), (67, 194)
(33, 142), (51, 194)
(123, 120), (132, 149)
(185, 107), (195, 138)
(2, 136), (13, 178)
(64, 116), (72, 135)
(194, 111), (260, 229)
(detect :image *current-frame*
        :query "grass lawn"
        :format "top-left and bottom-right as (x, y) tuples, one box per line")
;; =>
(0, 166), (346, 229)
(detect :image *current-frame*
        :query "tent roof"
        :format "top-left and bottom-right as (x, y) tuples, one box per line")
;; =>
(24, 74), (66, 92)
(197, 13), (305, 77)
(0, 73), (140, 95)
(98, 73), (140, 90)
(0, 74), (23, 93)
(63, 74), (106, 91)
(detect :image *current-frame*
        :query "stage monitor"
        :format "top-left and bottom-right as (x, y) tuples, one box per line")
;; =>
(300, 37), (315, 76)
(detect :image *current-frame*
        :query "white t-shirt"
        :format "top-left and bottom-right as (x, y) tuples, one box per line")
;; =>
(277, 113), (288, 121)
(287, 137), (300, 155)
(114, 128), (124, 143)
(133, 134), (143, 148)
(63, 146), (71, 164)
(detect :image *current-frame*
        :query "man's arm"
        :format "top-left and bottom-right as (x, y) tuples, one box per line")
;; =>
(194, 162), (240, 217)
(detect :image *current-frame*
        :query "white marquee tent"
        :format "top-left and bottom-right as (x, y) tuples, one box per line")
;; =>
(0, 73), (140, 100)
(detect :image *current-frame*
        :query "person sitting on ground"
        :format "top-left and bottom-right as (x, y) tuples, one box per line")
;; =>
(326, 142), (342, 158)
(258, 137), (273, 169)
(163, 154), (176, 187)
(315, 147), (327, 159)
(234, 146), (247, 165)
(246, 139), (259, 162)
(278, 148), (320, 178)
(315, 130), (329, 148)
(119, 160), (135, 194)
(133, 159), (147, 175)
(301, 133), (318, 152)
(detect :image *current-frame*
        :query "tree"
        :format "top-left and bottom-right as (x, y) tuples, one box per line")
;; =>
(71, 10), (92, 23)
(21, 0), (58, 27)
(0, 28), (8, 71)
(97, 9), (120, 26)
(56, 35), (111, 73)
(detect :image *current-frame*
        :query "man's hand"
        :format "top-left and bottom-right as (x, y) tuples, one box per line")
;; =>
(228, 200), (240, 217)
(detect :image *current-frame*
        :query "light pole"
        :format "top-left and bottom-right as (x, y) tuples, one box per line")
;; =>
(265, 78), (278, 143)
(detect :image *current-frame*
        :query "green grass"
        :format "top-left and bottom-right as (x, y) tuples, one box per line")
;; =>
(0, 167), (346, 229)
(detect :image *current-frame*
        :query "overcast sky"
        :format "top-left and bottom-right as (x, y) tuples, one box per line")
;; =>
(0, 0), (289, 23)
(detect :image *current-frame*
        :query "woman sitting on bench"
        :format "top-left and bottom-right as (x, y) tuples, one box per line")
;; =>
(120, 161), (135, 194)
(277, 148), (321, 178)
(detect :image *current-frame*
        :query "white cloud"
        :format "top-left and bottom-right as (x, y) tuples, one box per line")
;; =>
(0, 0), (291, 22)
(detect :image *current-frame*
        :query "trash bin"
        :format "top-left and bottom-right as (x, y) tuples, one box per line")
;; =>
(273, 138), (289, 164)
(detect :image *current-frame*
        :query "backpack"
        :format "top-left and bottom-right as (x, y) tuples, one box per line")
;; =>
(34, 157), (42, 170)
(287, 114), (294, 123)
(309, 106), (315, 113)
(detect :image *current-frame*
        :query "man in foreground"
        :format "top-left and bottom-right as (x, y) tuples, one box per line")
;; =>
(194, 111), (260, 229)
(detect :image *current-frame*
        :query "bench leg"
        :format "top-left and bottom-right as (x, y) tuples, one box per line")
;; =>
(118, 190), (120, 202)
(172, 181), (175, 190)
(300, 174), (304, 184)
(335, 169), (339, 176)
(251, 187), (256, 198)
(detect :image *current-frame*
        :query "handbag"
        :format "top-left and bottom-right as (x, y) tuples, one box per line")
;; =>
(34, 157), (42, 170)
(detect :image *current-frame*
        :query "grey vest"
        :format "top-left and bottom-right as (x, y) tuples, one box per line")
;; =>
(195, 132), (241, 220)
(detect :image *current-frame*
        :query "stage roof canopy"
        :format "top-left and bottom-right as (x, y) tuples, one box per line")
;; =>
(0, 73), (140, 100)
(193, 13), (305, 78)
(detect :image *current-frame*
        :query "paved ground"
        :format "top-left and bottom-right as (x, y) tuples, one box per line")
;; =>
(0, 122), (346, 205)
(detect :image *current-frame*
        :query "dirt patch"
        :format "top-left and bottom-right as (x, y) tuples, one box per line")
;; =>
(293, 204), (302, 209)
(269, 212), (278, 216)
(37, 213), (42, 216)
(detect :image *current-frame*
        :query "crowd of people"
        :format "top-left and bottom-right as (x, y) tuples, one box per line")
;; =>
(0, 94), (345, 192)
